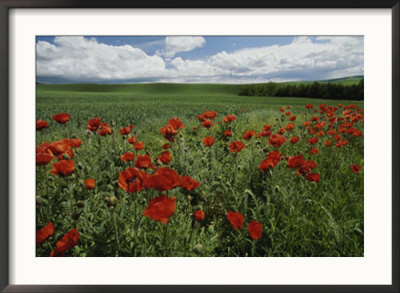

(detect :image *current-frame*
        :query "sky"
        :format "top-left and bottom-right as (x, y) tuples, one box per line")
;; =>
(36, 36), (364, 84)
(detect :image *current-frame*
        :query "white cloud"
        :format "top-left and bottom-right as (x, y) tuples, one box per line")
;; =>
(166, 36), (363, 81)
(36, 37), (166, 81)
(158, 36), (206, 59)
(36, 36), (363, 83)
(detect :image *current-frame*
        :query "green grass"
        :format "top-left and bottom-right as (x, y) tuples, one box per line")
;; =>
(36, 83), (364, 257)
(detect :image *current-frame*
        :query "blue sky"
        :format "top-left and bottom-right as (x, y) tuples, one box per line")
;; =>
(36, 36), (363, 84)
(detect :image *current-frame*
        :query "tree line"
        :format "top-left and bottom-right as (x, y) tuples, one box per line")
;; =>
(238, 79), (364, 100)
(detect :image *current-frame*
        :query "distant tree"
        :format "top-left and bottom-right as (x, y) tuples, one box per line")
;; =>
(238, 78), (364, 100)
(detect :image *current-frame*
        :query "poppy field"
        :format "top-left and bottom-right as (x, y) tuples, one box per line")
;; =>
(36, 83), (364, 257)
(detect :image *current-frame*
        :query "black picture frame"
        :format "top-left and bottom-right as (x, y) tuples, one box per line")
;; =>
(1, 1), (399, 292)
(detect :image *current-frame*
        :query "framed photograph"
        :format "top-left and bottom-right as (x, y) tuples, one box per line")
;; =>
(1, 1), (399, 292)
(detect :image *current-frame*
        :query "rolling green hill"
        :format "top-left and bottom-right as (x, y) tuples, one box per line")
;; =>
(36, 75), (363, 97)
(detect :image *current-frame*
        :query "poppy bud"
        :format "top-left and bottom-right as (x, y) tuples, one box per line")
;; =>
(187, 195), (193, 202)
(77, 200), (85, 208)
(77, 162), (84, 170)
(86, 130), (92, 136)
(208, 224), (215, 233)
(274, 185), (280, 193)
(72, 211), (80, 220)
(256, 141), (261, 146)
(179, 133), (184, 138)
(106, 196), (118, 207)
(63, 153), (72, 160)
(263, 147), (269, 153)
(71, 134), (77, 139)
(193, 243), (204, 255)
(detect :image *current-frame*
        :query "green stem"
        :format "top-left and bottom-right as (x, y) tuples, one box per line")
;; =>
(42, 166), (50, 222)
(65, 124), (70, 139)
(113, 209), (121, 256)
(251, 240), (257, 257)
(164, 224), (169, 257)
(68, 179), (76, 224)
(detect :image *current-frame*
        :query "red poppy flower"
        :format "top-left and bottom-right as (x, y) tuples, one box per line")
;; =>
(303, 121), (311, 127)
(314, 121), (326, 129)
(224, 129), (232, 137)
(268, 134), (286, 148)
(121, 152), (136, 162)
(119, 167), (147, 193)
(335, 140), (348, 148)
(180, 176), (200, 191)
(84, 179), (95, 189)
(229, 141), (245, 153)
(36, 222), (54, 244)
(162, 143), (170, 149)
(168, 117), (184, 130)
(278, 128), (285, 135)
(311, 116), (320, 122)
(161, 124), (178, 142)
(143, 195), (176, 224)
(325, 140), (332, 147)
(202, 136), (216, 147)
(36, 147), (55, 166)
(48, 140), (70, 156)
(262, 124), (271, 131)
(285, 123), (295, 131)
(285, 111), (291, 116)
(289, 115), (297, 121)
(306, 173), (320, 182)
(193, 210), (205, 221)
(135, 154), (152, 169)
(127, 136), (137, 144)
(279, 107), (285, 112)
(52, 113), (70, 124)
(305, 104), (314, 109)
(227, 211), (244, 230)
(316, 130), (324, 137)
(308, 137), (319, 145)
(201, 119), (214, 129)
(334, 134), (341, 141)
(260, 130), (272, 137)
(290, 136), (299, 144)
(243, 130), (255, 140)
(62, 138), (82, 148)
(87, 117), (101, 131)
(349, 128), (363, 137)
(134, 141), (145, 150)
(119, 127), (131, 135)
(248, 221), (262, 240)
(97, 123), (113, 136)
(350, 164), (362, 173)
(50, 160), (75, 176)
(158, 150), (171, 164)
(259, 151), (281, 171)
(310, 148), (319, 155)
(36, 120), (49, 131)
(223, 114), (237, 123)
(287, 155), (305, 169)
(145, 167), (180, 191)
(204, 110), (217, 119)
(50, 228), (79, 257)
